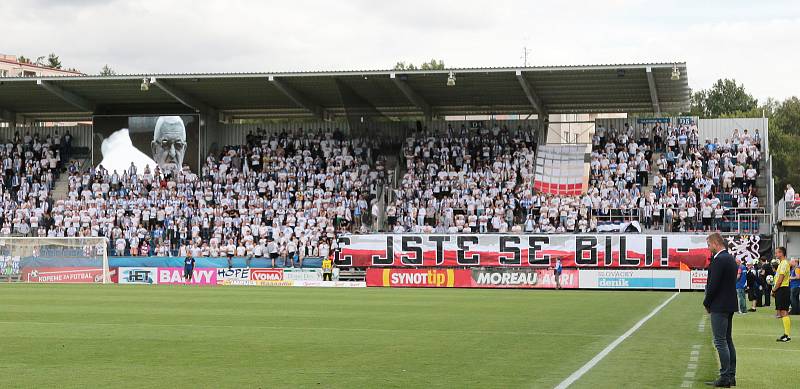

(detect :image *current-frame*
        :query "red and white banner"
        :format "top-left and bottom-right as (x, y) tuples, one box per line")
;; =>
(21, 267), (105, 283)
(157, 267), (217, 285)
(691, 270), (708, 290)
(339, 234), (711, 269)
(366, 268), (578, 289)
(533, 145), (587, 195)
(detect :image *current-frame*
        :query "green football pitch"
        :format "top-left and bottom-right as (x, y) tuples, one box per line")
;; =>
(0, 284), (796, 388)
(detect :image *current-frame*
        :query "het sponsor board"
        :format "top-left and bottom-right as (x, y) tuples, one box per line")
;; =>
(21, 267), (105, 283)
(118, 267), (158, 284)
(157, 267), (217, 285)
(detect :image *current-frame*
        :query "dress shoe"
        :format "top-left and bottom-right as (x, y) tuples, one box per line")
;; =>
(705, 378), (731, 387)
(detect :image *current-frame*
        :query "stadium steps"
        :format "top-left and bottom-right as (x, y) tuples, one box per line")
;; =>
(51, 149), (91, 200)
(50, 173), (72, 201)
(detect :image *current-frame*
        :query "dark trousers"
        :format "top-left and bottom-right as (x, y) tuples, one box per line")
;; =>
(760, 278), (771, 306)
(791, 287), (800, 315)
(710, 312), (736, 381)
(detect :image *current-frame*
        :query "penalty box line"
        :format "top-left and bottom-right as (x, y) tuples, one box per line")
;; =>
(554, 291), (680, 389)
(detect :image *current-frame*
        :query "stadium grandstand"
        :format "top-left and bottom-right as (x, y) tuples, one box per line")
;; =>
(0, 63), (774, 258)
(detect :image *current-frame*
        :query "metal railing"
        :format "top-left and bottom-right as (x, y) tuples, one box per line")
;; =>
(777, 199), (800, 222)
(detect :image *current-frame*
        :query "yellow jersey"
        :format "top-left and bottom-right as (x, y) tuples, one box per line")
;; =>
(776, 259), (790, 288)
(322, 259), (333, 272)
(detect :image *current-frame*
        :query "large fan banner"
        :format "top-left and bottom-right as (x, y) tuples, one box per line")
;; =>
(336, 234), (768, 269)
(533, 144), (587, 195)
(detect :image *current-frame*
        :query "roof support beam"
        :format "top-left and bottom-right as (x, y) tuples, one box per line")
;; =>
(390, 73), (431, 119)
(268, 76), (327, 120)
(646, 67), (661, 115)
(151, 77), (210, 113)
(36, 80), (95, 112)
(515, 71), (547, 118)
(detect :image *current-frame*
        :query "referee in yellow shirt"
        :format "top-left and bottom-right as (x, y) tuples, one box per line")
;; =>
(772, 247), (792, 342)
(322, 255), (334, 281)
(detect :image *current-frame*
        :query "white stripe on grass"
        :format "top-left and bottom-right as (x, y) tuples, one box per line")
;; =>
(554, 292), (680, 389)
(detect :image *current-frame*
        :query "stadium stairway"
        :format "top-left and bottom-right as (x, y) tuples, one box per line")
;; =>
(51, 147), (91, 200)
(50, 173), (71, 201)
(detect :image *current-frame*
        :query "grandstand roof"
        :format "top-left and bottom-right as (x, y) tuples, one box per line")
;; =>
(0, 63), (689, 122)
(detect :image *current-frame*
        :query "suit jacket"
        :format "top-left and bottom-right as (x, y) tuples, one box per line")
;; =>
(703, 249), (738, 313)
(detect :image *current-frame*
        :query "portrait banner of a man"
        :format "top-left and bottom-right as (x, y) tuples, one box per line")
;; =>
(92, 115), (200, 174)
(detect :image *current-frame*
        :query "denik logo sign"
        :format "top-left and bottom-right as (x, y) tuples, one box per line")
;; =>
(250, 269), (284, 281)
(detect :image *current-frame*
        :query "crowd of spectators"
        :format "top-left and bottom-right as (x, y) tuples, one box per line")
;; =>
(13, 128), (385, 263)
(388, 124), (539, 233)
(0, 130), (72, 236)
(0, 122), (768, 252)
(389, 122), (765, 234)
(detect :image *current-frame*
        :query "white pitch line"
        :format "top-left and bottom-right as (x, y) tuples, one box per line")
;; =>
(554, 292), (679, 389)
(682, 342), (701, 388)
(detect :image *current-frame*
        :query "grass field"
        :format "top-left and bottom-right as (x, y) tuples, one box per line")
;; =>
(0, 285), (796, 388)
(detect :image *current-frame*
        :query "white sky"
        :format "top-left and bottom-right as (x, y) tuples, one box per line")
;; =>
(2, 0), (798, 101)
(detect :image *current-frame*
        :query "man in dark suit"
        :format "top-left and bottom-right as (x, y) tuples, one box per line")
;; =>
(704, 233), (738, 387)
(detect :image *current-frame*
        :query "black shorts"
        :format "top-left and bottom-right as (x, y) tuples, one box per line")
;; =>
(775, 287), (791, 311)
(183, 267), (193, 277)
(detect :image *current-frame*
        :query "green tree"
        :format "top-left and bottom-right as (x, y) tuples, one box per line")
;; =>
(46, 53), (62, 69)
(17, 55), (30, 64)
(770, 127), (800, 198)
(393, 61), (417, 71)
(690, 79), (758, 118)
(771, 96), (800, 136)
(765, 97), (800, 198)
(99, 64), (116, 76)
(420, 59), (445, 70)
(393, 59), (444, 71)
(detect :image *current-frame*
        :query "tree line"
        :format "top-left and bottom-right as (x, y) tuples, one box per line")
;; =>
(689, 79), (799, 201)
